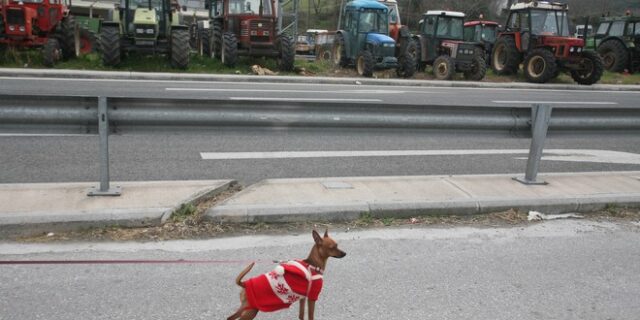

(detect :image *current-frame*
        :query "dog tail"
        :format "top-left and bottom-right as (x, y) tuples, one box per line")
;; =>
(235, 262), (255, 288)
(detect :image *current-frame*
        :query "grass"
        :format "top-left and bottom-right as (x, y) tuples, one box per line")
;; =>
(1, 46), (639, 84)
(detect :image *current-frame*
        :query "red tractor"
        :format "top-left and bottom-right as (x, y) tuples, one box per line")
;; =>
(202, 0), (294, 71)
(0, 0), (77, 66)
(491, 1), (603, 85)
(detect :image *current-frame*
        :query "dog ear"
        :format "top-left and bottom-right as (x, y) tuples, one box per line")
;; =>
(324, 228), (329, 238)
(312, 229), (323, 245)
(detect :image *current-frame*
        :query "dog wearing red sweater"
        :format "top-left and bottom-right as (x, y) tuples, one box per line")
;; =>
(227, 229), (346, 320)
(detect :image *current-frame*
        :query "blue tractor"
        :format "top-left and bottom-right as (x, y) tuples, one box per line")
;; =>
(332, 0), (413, 77)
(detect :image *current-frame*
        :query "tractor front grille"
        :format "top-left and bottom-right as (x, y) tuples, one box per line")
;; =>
(134, 24), (156, 39)
(250, 20), (271, 30)
(7, 8), (26, 26)
(250, 36), (270, 43)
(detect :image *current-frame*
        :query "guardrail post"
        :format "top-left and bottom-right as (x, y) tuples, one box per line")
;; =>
(514, 104), (552, 185)
(87, 97), (121, 196)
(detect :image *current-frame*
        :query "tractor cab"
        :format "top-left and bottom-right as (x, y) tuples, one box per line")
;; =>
(120, 0), (172, 45)
(464, 20), (498, 62)
(416, 11), (476, 64)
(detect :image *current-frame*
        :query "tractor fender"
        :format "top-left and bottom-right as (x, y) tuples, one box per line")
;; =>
(336, 30), (351, 58)
(412, 35), (424, 62)
(398, 26), (411, 39)
(171, 11), (185, 26)
(598, 36), (631, 50)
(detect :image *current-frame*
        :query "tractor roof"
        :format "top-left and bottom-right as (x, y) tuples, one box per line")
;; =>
(510, 1), (568, 11)
(345, 0), (388, 11)
(464, 20), (499, 27)
(377, 0), (398, 4)
(600, 15), (640, 23)
(424, 10), (465, 18)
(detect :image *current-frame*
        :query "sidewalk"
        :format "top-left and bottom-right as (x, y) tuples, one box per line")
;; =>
(206, 171), (640, 223)
(1, 172), (639, 237)
(0, 180), (234, 237)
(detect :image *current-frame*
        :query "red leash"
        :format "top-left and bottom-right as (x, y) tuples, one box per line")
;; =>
(0, 259), (270, 265)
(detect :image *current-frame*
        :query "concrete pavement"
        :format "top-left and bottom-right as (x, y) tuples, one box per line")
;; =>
(0, 180), (235, 237)
(1, 171), (639, 237)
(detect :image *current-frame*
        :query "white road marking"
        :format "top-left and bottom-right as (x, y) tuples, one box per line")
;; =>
(200, 149), (640, 165)
(493, 101), (618, 105)
(228, 97), (382, 102)
(0, 133), (95, 137)
(166, 88), (407, 94)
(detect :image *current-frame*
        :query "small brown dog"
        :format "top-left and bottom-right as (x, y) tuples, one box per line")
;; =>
(227, 229), (346, 320)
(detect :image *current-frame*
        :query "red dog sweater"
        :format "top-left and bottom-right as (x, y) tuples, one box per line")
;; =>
(244, 260), (323, 312)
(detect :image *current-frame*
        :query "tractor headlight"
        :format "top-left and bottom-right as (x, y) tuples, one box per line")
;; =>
(19, 26), (25, 32)
(136, 28), (144, 34)
(385, 43), (394, 48)
(577, 47), (583, 52)
(146, 29), (154, 34)
(570, 47), (575, 52)
(264, 31), (269, 36)
(9, 25), (15, 31)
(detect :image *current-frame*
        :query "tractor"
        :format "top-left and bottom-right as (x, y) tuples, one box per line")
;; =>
(413, 10), (487, 81)
(464, 19), (499, 64)
(332, 0), (407, 78)
(100, 0), (191, 68)
(377, 0), (415, 77)
(202, 0), (294, 71)
(588, 13), (640, 73)
(491, 1), (603, 85)
(0, 0), (77, 66)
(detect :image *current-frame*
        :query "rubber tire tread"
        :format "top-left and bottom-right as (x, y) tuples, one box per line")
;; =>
(492, 36), (520, 75)
(171, 28), (190, 69)
(201, 28), (212, 57)
(523, 48), (556, 83)
(570, 50), (604, 85)
(396, 38), (416, 78)
(222, 32), (238, 67)
(597, 40), (629, 72)
(277, 34), (295, 71)
(59, 16), (77, 60)
(43, 37), (61, 67)
(433, 55), (455, 80)
(100, 26), (121, 66)
(212, 20), (223, 59)
(356, 50), (374, 77)
(333, 34), (349, 68)
(463, 54), (487, 81)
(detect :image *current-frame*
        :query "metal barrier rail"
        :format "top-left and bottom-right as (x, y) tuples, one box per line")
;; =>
(2, 94), (640, 194)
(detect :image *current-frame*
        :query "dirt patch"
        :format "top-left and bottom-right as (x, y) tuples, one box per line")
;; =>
(15, 207), (640, 243)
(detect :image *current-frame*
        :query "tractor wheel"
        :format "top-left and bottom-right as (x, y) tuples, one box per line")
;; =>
(78, 28), (98, 55)
(597, 40), (629, 72)
(356, 50), (374, 77)
(276, 34), (295, 72)
(463, 54), (487, 81)
(170, 28), (190, 69)
(212, 20), (223, 59)
(316, 48), (332, 61)
(43, 38), (62, 67)
(396, 39), (416, 78)
(221, 32), (238, 67)
(433, 55), (455, 80)
(492, 36), (520, 75)
(570, 50), (604, 85)
(523, 48), (557, 83)
(333, 33), (349, 68)
(100, 26), (121, 66)
(60, 15), (77, 60)
(414, 38), (426, 72)
(201, 28), (212, 57)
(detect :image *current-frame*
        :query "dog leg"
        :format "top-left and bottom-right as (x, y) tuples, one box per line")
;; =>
(307, 299), (316, 320)
(298, 298), (306, 320)
(238, 309), (258, 320)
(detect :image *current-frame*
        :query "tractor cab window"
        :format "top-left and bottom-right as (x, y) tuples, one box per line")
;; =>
(357, 9), (388, 34)
(635, 22), (640, 35)
(481, 25), (497, 42)
(596, 22), (610, 35)
(209, 0), (222, 16)
(387, 5), (398, 24)
(530, 9), (569, 36)
(21, 0), (44, 3)
(129, 0), (163, 10)
(228, 0), (271, 15)
(463, 26), (476, 41)
(608, 21), (625, 37)
(508, 11), (529, 31)
(436, 16), (463, 40)
(423, 16), (436, 35)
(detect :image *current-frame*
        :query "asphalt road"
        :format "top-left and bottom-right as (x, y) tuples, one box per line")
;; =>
(1, 128), (639, 184)
(1, 219), (639, 319)
(1, 76), (640, 107)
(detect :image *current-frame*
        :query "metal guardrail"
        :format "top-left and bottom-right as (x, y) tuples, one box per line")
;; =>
(1, 94), (640, 194)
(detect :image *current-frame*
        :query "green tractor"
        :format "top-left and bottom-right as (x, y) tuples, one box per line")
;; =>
(588, 14), (640, 73)
(100, 0), (190, 68)
(333, 0), (410, 78)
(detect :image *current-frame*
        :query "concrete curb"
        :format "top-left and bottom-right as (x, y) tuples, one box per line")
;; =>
(0, 180), (236, 238)
(1, 68), (639, 91)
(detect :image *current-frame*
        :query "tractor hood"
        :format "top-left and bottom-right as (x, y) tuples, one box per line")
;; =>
(134, 8), (157, 25)
(366, 33), (395, 46)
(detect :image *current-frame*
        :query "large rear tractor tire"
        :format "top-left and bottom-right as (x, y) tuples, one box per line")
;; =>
(201, 28), (212, 57)
(333, 33), (349, 68)
(463, 54), (487, 81)
(211, 20), (223, 59)
(433, 55), (455, 80)
(492, 36), (520, 75)
(43, 37), (62, 67)
(597, 40), (629, 72)
(523, 48), (557, 83)
(396, 38), (416, 78)
(100, 26), (121, 66)
(414, 38), (426, 72)
(277, 34), (295, 72)
(221, 32), (238, 67)
(570, 50), (604, 85)
(356, 50), (374, 77)
(60, 15), (77, 60)
(170, 28), (190, 69)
